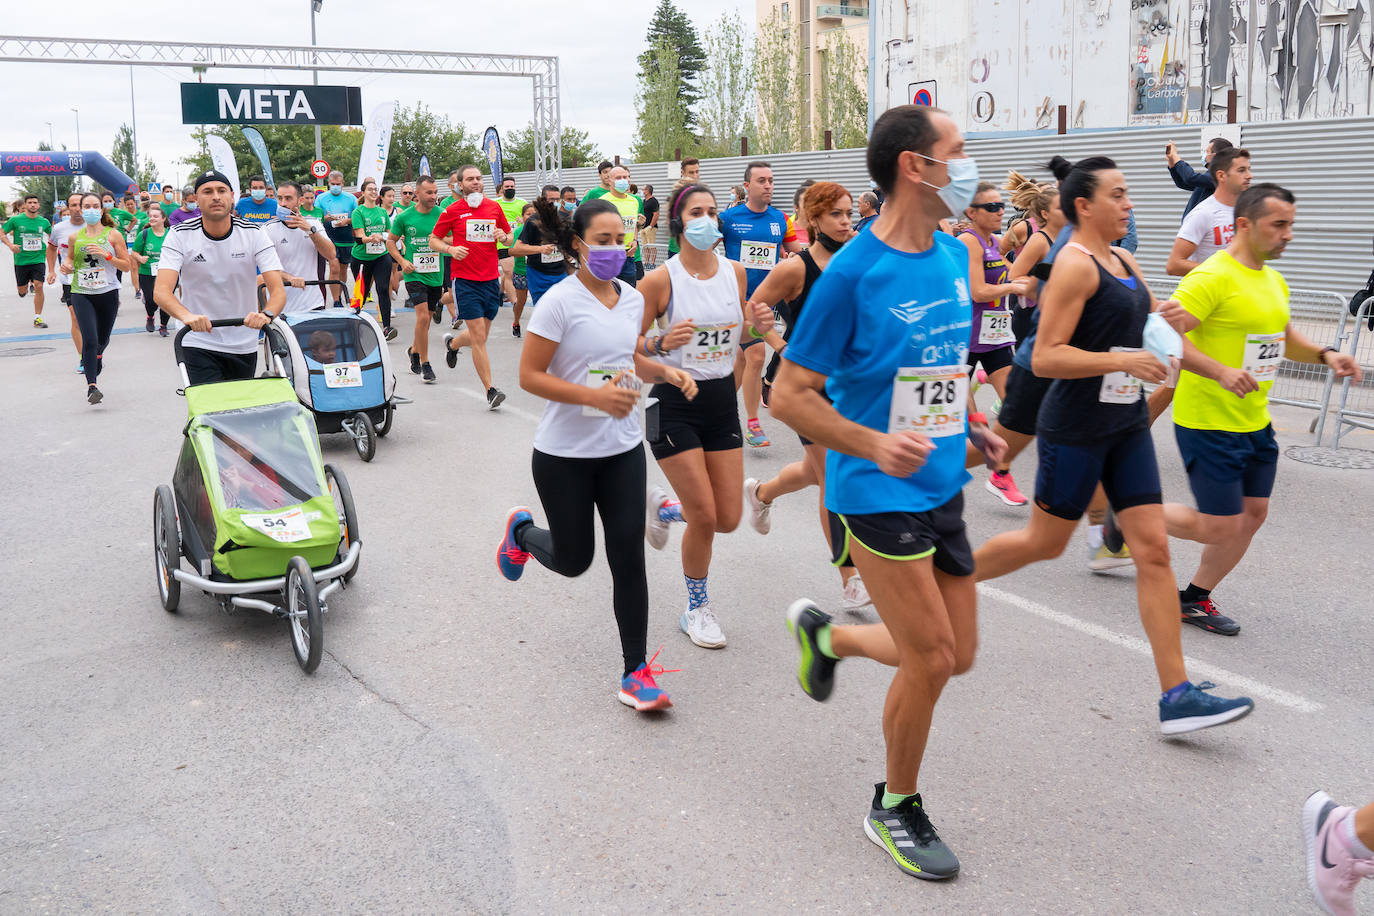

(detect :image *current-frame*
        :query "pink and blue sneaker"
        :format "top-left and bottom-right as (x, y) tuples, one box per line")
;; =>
(1304, 791), (1374, 916)
(618, 648), (676, 712)
(497, 507), (532, 581)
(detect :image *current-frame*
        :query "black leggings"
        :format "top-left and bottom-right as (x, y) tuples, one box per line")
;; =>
(139, 274), (167, 325)
(518, 446), (649, 676)
(350, 256), (393, 327)
(71, 290), (119, 385)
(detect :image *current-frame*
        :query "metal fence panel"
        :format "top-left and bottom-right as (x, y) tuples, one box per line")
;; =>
(1333, 298), (1374, 444)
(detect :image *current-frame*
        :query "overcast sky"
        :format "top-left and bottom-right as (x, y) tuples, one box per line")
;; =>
(3, 0), (752, 197)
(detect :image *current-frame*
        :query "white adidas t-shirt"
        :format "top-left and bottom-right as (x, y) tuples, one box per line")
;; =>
(48, 220), (82, 287)
(160, 217), (284, 354)
(1177, 195), (1235, 265)
(528, 276), (645, 459)
(262, 215), (326, 313)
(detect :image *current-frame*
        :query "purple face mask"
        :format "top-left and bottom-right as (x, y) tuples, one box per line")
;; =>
(584, 244), (626, 281)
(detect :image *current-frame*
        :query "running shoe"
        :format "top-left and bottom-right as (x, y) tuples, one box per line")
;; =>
(1181, 596), (1240, 635)
(985, 469), (1028, 507)
(1158, 681), (1253, 735)
(512, 323), (521, 338)
(618, 648), (676, 712)
(383, 325), (398, 341)
(442, 332), (459, 369)
(86, 385), (102, 405)
(433, 307), (443, 324)
(487, 387), (506, 410)
(158, 326), (168, 338)
(864, 784), (961, 880)
(839, 575), (873, 613)
(496, 507), (532, 581)
(744, 477), (771, 534)
(76, 362), (84, 374)
(971, 367), (988, 392)
(407, 347), (421, 375)
(1303, 790), (1374, 916)
(1088, 543), (1134, 572)
(680, 604), (726, 649)
(786, 599), (837, 701)
(33, 316), (47, 328)
(745, 419), (770, 448)
(645, 485), (672, 550)
(451, 317), (462, 330)
(421, 363), (436, 383)
(145, 316), (155, 333)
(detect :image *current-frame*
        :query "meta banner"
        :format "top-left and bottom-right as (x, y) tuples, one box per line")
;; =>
(181, 82), (363, 125)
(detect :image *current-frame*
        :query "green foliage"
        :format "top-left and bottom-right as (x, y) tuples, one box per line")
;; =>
(694, 10), (755, 159)
(502, 123), (602, 172)
(182, 124), (364, 189)
(108, 123), (159, 189)
(817, 30), (869, 150)
(637, 0), (705, 131)
(633, 37), (694, 163)
(387, 104), (480, 182)
(753, 11), (810, 154)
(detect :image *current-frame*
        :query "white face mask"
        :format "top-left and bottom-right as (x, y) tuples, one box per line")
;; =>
(465, 192), (483, 208)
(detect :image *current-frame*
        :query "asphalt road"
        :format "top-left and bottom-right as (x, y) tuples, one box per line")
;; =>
(2, 274), (1372, 914)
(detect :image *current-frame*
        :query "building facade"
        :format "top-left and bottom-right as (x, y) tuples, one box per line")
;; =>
(756, 0), (872, 139)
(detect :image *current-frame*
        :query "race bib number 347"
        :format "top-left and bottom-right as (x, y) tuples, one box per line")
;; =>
(889, 365), (969, 438)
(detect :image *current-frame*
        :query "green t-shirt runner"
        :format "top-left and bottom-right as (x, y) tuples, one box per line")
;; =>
(110, 208), (135, 233)
(511, 223), (527, 277)
(131, 226), (167, 276)
(496, 196), (526, 251)
(389, 205), (444, 287)
(301, 205), (326, 222)
(351, 204), (390, 261)
(3, 213), (52, 265)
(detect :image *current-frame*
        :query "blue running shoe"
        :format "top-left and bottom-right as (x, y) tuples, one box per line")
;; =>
(1159, 681), (1254, 735)
(496, 507), (532, 581)
(617, 648), (677, 712)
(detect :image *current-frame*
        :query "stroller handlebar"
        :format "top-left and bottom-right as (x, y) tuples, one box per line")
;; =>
(173, 318), (254, 366)
(256, 278), (346, 312)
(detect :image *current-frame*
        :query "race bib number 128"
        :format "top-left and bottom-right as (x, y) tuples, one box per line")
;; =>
(888, 365), (968, 438)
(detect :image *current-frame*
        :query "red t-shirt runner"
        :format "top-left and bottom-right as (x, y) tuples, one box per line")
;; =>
(432, 198), (511, 283)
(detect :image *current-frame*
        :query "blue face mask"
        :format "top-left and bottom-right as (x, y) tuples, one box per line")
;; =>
(1143, 312), (1183, 366)
(917, 154), (980, 218)
(563, 201), (576, 212)
(683, 215), (722, 251)
(329, 184), (343, 196)
(250, 188), (267, 203)
(102, 200), (114, 209)
(613, 179), (630, 193)
(81, 208), (102, 225)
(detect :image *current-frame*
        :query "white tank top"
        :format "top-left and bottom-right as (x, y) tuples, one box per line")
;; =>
(663, 253), (743, 380)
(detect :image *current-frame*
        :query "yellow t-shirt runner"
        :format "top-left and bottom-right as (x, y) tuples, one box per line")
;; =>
(604, 192), (643, 263)
(1173, 251), (1290, 433)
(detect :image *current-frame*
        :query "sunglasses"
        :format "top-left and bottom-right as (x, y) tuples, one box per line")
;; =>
(970, 202), (1005, 213)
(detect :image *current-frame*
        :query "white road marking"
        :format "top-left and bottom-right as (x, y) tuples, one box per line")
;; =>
(977, 583), (1324, 713)
(454, 386), (545, 424)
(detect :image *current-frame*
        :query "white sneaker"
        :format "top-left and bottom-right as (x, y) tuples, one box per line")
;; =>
(646, 485), (671, 550)
(839, 575), (873, 613)
(680, 605), (726, 649)
(744, 477), (772, 535)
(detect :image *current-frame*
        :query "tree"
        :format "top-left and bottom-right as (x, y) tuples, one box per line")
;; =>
(817, 30), (869, 150)
(181, 124), (364, 189)
(695, 10), (755, 159)
(387, 104), (481, 182)
(633, 37), (694, 163)
(108, 124), (159, 191)
(753, 10), (809, 154)
(637, 0), (706, 131)
(501, 123), (602, 172)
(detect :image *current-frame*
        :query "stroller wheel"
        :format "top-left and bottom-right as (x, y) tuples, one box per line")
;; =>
(348, 411), (377, 462)
(286, 556), (323, 673)
(325, 464), (360, 583)
(376, 401), (394, 438)
(153, 485), (181, 612)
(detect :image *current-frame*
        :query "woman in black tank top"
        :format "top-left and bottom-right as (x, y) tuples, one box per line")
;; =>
(968, 157), (1255, 733)
(740, 183), (874, 611)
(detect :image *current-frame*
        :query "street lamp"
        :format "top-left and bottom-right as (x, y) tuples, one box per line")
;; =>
(71, 108), (81, 191)
(311, 0), (323, 162)
(44, 121), (58, 210)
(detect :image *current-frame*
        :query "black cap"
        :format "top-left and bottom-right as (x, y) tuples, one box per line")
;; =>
(193, 169), (232, 192)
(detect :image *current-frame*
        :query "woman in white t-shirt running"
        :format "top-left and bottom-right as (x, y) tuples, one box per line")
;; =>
(494, 199), (698, 713)
(637, 184), (775, 651)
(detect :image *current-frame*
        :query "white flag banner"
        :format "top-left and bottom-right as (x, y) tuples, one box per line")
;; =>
(355, 101), (397, 188)
(205, 135), (241, 199)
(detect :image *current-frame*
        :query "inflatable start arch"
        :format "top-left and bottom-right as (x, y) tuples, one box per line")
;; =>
(0, 150), (140, 195)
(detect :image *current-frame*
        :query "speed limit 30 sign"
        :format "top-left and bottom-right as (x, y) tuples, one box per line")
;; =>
(311, 159), (330, 180)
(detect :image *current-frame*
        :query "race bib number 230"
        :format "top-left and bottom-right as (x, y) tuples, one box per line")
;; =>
(888, 365), (968, 438)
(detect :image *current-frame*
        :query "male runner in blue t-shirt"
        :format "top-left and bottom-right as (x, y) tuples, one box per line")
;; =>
(772, 105), (1005, 884)
(316, 170), (357, 306)
(234, 175), (277, 224)
(720, 161), (803, 448)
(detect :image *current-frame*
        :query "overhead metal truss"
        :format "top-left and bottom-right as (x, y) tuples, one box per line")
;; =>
(0, 35), (563, 184)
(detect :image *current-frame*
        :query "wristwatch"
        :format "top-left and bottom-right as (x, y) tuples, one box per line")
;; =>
(1318, 346), (1337, 364)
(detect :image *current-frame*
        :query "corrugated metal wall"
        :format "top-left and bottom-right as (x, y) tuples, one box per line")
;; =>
(506, 117), (1373, 293)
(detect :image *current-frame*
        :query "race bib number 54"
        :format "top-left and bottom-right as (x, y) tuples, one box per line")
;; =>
(889, 365), (968, 438)
(242, 507), (311, 543)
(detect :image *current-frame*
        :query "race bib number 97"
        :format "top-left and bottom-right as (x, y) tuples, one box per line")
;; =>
(323, 361), (362, 388)
(888, 365), (968, 438)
